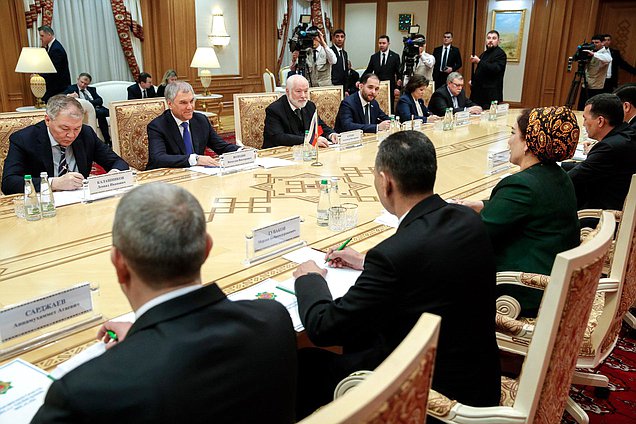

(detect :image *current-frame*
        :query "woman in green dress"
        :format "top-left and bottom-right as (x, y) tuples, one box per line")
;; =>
(458, 106), (581, 317)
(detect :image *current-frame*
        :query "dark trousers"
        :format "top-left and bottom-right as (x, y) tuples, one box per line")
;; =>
(95, 106), (111, 145)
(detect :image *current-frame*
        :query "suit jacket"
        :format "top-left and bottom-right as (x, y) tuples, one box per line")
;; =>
(364, 50), (401, 91)
(395, 93), (430, 122)
(295, 195), (501, 407)
(432, 45), (462, 89)
(470, 46), (507, 108)
(330, 46), (349, 86)
(64, 84), (106, 111)
(156, 84), (167, 97)
(607, 48), (636, 90)
(127, 83), (157, 100)
(568, 123), (636, 210)
(31, 284), (298, 424)
(42, 39), (71, 103)
(428, 85), (478, 116)
(1, 121), (128, 195)
(263, 96), (335, 149)
(146, 110), (239, 170)
(334, 92), (389, 133)
(482, 162), (580, 317)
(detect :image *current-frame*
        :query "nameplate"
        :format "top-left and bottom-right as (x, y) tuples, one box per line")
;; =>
(496, 103), (509, 119)
(220, 149), (257, 169)
(253, 216), (301, 253)
(88, 170), (133, 195)
(338, 130), (363, 149)
(0, 283), (93, 342)
(486, 148), (512, 174)
(454, 111), (470, 127)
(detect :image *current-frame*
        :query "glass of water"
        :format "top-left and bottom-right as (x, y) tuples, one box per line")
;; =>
(329, 206), (346, 231)
(341, 203), (358, 229)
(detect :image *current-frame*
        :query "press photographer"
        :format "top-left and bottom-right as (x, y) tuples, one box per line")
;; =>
(400, 27), (433, 86)
(288, 15), (336, 87)
(576, 34), (612, 109)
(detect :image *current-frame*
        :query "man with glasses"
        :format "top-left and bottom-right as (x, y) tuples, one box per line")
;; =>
(429, 72), (482, 116)
(432, 32), (463, 91)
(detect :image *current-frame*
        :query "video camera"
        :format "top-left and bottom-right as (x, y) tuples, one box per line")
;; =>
(400, 25), (425, 81)
(288, 14), (319, 53)
(571, 42), (595, 63)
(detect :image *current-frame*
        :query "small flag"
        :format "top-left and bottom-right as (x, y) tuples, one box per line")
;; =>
(305, 111), (323, 146)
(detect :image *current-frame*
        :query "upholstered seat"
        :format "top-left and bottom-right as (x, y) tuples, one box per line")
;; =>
(0, 110), (47, 193)
(427, 212), (615, 423)
(377, 80), (391, 116)
(309, 85), (343, 129)
(109, 98), (167, 171)
(279, 66), (290, 87)
(92, 80), (133, 108)
(233, 92), (280, 149)
(299, 313), (440, 423)
(76, 98), (104, 142)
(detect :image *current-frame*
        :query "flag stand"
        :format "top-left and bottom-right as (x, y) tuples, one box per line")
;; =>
(311, 145), (322, 166)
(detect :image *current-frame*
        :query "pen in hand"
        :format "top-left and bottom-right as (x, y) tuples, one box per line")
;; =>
(325, 237), (353, 264)
(106, 330), (118, 342)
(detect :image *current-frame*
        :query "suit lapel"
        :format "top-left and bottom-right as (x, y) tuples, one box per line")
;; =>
(283, 98), (303, 133)
(73, 130), (89, 176)
(352, 94), (365, 123)
(164, 111), (186, 154)
(37, 122), (55, 176)
(399, 195), (447, 230)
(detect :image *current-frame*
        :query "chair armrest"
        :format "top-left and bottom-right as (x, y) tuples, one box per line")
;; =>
(597, 277), (619, 293)
(428, 389), (527, 423)
(497, 271), (550, 290)
(495, 313), (534, 340)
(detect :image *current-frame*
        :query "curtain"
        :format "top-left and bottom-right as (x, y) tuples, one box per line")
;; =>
(23, 0), (54, 46)
(123, 0), (144, 75)
(50, 0), (137, 82)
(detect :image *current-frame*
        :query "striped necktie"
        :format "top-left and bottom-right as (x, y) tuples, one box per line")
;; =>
(58, 146), (68, 176)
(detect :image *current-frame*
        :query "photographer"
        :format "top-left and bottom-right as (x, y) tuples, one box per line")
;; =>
(305, 29), (337, 87)
(578, 34), (612, 109)
(413, 42), (435, 83)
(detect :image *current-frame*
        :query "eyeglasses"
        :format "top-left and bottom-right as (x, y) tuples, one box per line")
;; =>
(450, 82), (464, 88)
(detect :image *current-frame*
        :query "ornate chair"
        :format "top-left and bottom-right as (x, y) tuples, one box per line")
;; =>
(423, 81), (435, 107)
(279, 66), (290, 87)
(377, 80), (391, 116)
(0, 110), (47, 193)
(299, 313), (440, 423)
(109, 98), (167, 171)
(76, 98), (104, 142)
(263, 69), (276, 92)
(427, 212), (615, 423)
(309, 85), (343, 129)
(233, 92), (280, 149)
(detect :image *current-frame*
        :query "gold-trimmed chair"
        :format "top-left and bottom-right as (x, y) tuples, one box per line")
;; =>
(279, 66), (290, 87)
(377, 80), (391, 116)
(263, 69), (276, 92)
(76, 98), (104, 142)
(299, 313), (440, 423)
(233, 92), (280, 149)
(427, 211), (615, 423)
(109, 98), (167, 171)
(309, 85), (343, 129)
(423, 81), (435, 107)
(0, 110), (47, 193)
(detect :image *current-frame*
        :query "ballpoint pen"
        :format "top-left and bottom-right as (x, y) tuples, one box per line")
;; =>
(325, 237), (353, 264)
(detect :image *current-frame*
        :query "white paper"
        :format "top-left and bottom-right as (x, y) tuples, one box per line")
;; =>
(53, 186), (132, 207)
(49, 342), (106, 380)
(374, 210), (399, 228)
(255, 157), (295, 169)
(187, 166), (221, 176)
(0, 359), (53, 423)
(282, 246), (327, 265)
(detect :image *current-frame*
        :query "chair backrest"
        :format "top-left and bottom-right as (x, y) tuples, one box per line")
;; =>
(0, 110), (47, 191)
(233, 92), (280, 149)
(299, 313), (441, 423)
(109, 98), (167, 171)
(309, 85), (343, 129)
(279, 66), (290, 87)
(92, 80), (133, 109)
(75, 98), (101, 140)
(263, 69), (276, 92)
(514, 211), (615, 423)
(423, 81), (435, 106)
(377, 80), (391, 116)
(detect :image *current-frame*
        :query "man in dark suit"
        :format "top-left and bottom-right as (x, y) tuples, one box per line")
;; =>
(429, 72), (482, 116)
(432, 32), (463, 90)
(263, 75), (337, 148)
(330, 29), (349, 90)
(364, 35), (402, 112)
(614, 83), (636, 130)
(568, 93), (636, 210)
(2, 95), (128, 195)
(127, 72), (157, 100)
(604, 34), (636, 92)
(31, 182), (297, 424)
(65, 72), (111, 145)
(335, 73), (390, 133)
(38, 25), (71, 103)
(146, 81), (239, 170)
(292, 130), (501, 419)
(469, 30), (507, 109)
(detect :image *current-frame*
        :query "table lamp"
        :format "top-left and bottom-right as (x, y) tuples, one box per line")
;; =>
(15, 47), (56, 108)
(190, 47), (221, 96)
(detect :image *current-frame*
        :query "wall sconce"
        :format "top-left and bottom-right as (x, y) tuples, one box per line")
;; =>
(15, 47), (56, 108)
(190, 47), (221, 95)
(208, 11), (230, 46)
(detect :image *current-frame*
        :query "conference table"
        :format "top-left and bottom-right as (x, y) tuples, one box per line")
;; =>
(0, 112), (522, 371)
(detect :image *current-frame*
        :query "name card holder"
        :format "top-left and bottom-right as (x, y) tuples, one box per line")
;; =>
(454, 111), (470, 127)
(486, 148), (512, 175)
(219, 149), (258, 175)
(337, 130), (363, 150)
(0, 282), (103, 361)
(83, 170), (135, 202)
(244, 216), (306, 265)
(496, 103), (510, 119)
(401, 119), (423, 131)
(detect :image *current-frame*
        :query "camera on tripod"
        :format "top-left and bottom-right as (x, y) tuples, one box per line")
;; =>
(400, 25), (425, 81)
(571, 42), (595, 63)
(288, 15), (319, 53)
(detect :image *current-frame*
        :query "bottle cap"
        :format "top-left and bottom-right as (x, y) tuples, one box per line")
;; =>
(321, 179), (328, 184)
(24, 175), (32, 180)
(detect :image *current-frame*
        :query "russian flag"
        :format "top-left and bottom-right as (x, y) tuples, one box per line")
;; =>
(305, 110), (323, 146)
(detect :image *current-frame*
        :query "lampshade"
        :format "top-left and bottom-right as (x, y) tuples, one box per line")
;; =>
(15, 47), (56, 73)
(190, 47), (221, 70)
(209, 12), (230, 46)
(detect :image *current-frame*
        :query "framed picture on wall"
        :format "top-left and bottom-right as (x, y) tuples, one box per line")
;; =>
(491, 9), (526, 63)
(398, 14), (413, 32)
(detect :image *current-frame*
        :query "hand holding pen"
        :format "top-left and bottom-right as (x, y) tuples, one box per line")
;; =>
(324, 238), (365, 270)
(97, 321), (133, 350)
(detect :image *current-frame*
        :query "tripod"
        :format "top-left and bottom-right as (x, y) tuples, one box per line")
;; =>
(565, 61), (589, 110)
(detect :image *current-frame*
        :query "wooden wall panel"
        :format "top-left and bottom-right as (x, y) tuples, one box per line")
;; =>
(0, 0), (32, 112)
(597, 0), (636, 86)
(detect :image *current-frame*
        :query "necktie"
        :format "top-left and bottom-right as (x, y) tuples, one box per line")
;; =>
(181, 122), (194, 155)
(340, 49), (345, 70)
(294, 108), (303, 126)
(45, 45), (49, 52)
(81, 89), (91, 100)
(313, 49), (317, 63)
(381, 53), (386, 67)
(142, 89), (147, 99)
(364, 104), (370, 124)
(58, 146), (68, 176)
(441, 47), (448, 71)
(452, 96), (458, 109)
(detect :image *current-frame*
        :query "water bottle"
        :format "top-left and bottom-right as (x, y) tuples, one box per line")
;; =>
(330, 177), (340, 208)
(39, 172), (56, 218)
(443, 108), (454, 131)
(489, 100), (498, 121)
(24, 175), (42, 221)
(394, 116), (401, 133)
(389, 115), (396, 134)
(317, 179), (330, 226)
(303, 130), (312, 161)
